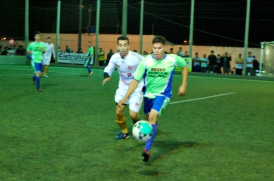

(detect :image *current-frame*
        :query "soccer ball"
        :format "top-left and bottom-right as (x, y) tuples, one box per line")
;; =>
(132, 120), (153, 142)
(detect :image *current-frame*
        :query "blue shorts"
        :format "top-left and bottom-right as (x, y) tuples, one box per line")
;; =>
(34, 62), (43, 72)
(144, 96), (169, 116)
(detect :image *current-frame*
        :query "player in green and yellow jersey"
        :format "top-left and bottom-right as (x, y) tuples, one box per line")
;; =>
(119, 36), (188, 162)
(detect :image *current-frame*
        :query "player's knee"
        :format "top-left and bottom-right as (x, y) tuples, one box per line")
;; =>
(116, 111), (124, 117)
(129, 112), (138, 120)
(145, 114), (149, 120)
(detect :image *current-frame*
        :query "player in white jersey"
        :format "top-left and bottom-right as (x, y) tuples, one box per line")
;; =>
(102, 36), (144, 140)
(43, 37), (55, 77)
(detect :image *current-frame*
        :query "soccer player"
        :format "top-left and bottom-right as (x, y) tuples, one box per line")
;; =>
(27, 31), (46, 92)
(43, 37), (55, 77)
(84, 41), (93, 75)
(118, 36), (188, 162)
(102, 36), (144, 139)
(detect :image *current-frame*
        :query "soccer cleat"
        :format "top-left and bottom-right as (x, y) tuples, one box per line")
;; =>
(142, 149), (150, 162)
(133, 119), (139, 125)
(156, 121), (160, 128)
(36, 89), (42, 92)
(88, 72), (93, 76)
(115, 132), (129, 140)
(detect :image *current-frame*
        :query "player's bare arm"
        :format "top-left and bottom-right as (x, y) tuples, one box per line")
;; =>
(102, 77), (112, 86)
(118, 79), (139, 105)
(178, 65), (188, 96)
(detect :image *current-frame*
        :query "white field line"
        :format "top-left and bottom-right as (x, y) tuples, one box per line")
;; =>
(169, 92), (236, 105)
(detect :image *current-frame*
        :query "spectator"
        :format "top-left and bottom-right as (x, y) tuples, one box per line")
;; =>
(235, 53), (243, 75)
(200, 54), (208, 73)
(132, 49), (137, 52)
(143, 51), (148, 55)
(1, 47), (8, 55)
(8, 46), (16, 55)
(98, 47), (105, 66)
(77, 48), (83, 53)
(58, 46), (63, 52)
(192, 52), (200, 72)
(106, 49), (114, 66)
(207, 50), (217, 73)
(253, 56), (259, 75)
(221, 52), (231, 74)
(169, 48), (174, 54)
(177, 47), (184, 57)
(216, 54), (222, 74)
(183, 51), (189, 57)
(246, 52), (254, 76)
(65, 45), (72, 53)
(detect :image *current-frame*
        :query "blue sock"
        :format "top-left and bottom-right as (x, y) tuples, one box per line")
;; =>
(145, 124), (157, 151)
(32, 75), (36, 81)
(86, 66), (92, 73)
(36, 76), (40, 89)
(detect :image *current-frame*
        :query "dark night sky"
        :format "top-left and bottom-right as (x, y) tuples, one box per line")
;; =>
(0, 0), (274, 47)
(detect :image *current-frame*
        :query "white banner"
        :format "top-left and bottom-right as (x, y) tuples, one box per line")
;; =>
(58, 52), (93, 65)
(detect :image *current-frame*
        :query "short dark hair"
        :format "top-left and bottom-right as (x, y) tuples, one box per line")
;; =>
(34, 31), (40, 36)
(47, 37), (51, 39)
(117, 36), (129, 45)
(152, 36), (166, 45)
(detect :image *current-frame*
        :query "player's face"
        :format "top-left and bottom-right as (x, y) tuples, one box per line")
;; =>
(34, 34), (40, 41)
(117, 40), (129, 58)
(47, 38), (51, 43)
(88, 42), (92, 47)
(152, 43), (165, 60)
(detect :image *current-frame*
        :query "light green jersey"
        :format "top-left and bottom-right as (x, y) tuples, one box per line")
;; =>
(86, 46), (93, 59)
(133, 54), (186, 98)
(27, 42), (46, 63)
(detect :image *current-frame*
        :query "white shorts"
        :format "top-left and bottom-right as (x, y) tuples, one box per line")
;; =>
(43, 57), (51, 65)
(115, 88), (143, 113)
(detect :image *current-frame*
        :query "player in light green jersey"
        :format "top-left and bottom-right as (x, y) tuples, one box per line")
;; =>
(119, 36), (188, 162)
(27, 31), (46, 92)
(84, 41), (94, 75)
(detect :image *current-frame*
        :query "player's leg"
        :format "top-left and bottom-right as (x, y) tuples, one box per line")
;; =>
(84, 59), (93, 75)
(142, 96), (169, 162)
(43, 59), (50, 77)
(34, 63), (43, 91)
(114, 89), (129, 139)
(128, 93), (143, 124)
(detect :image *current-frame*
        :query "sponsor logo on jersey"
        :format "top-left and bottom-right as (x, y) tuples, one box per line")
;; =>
(128, 65), (132, 69)
(135, 102), (140, 106)
(127, 73), (132, 77)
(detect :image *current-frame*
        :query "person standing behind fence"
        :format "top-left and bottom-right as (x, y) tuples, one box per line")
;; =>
(98, 48), (105, 66)
(207, 50), (217, 73)
(84, 41), (94, 75)
(246, 52), (254, 76)
(221, 52), (231, 74)
(235, 54), (243, 75)
(43, 37), (55, 77)
(200, 54), (208, 73)
(192, 52), (200, 72)
(106, 49), (114, 66)
(27, 31), (46, 92)
(215, 54), (222, 74)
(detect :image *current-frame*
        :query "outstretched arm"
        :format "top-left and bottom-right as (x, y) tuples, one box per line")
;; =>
(178, 65), (188, 95)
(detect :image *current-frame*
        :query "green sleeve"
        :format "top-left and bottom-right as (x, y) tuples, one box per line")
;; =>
(176, 55), (187, 68)
(133, 58), (146, 81)
(27, 42), (34, 51)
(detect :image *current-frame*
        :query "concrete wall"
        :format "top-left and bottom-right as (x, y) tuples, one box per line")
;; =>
(0, 33), (260, 68)
(0, 55), (28, 65)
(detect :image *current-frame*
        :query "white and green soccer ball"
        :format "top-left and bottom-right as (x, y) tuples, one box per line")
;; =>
(132, 120), (153, 142)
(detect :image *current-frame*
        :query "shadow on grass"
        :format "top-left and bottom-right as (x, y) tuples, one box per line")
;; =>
(151, 141), (206, 163)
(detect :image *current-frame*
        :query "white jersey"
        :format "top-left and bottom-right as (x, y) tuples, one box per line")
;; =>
(246, 56), (254, 68)
(104, 51), (144, 94)
(43, 43), (55, 64)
